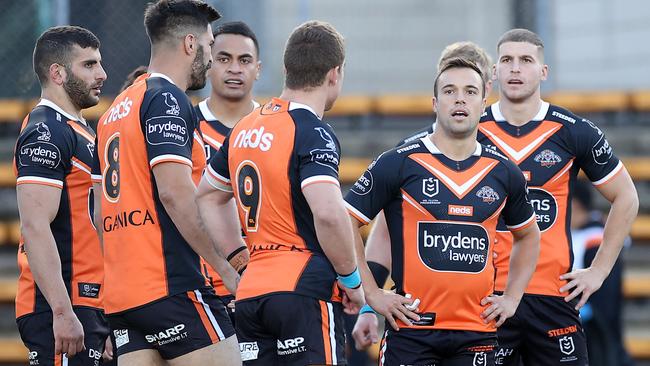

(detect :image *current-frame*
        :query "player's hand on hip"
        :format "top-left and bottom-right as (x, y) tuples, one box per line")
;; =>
(366, 289), (420, 331)
(339, 283), (365, 311)
(480, 294), (519, 327)
(221, 267), (241, 295)
(352, 312), (379, 351)
(53, 309), (85, 357)
(559, 267), (607, 310)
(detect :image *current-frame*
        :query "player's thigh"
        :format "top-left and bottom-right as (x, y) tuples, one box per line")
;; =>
(521, 296), (588, 366)
(167, 334), (241, 366)
(235, 298), (277, 365)
(494, 313), (525, 366)
(117, 349), (165, 366)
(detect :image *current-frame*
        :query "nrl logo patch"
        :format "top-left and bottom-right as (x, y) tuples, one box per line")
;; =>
(422, 178), (439, 198)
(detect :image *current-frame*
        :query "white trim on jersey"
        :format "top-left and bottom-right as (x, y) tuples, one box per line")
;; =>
(194, 290), (225, 340)
(71, 160), (91, 175)
(37, 98), (83, 124)
(205, 166), (233, 192)
(203, 133), (223, 150)
(507, 212), (537, 231)
(149, 154), (193, 168)
(91, 174), (102, 182)
(592, 161), (623, 186)
(16, 176), (63, 188)
(345, 202), (371, 224)
(199, 99), (218, 122)
(300, 175), (340, 189)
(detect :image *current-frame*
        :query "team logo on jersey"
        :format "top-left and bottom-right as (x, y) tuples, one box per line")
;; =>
(78, 282), (101, 298)
(559, 336), (575, 355)
(35, 122), (51, 141)
(476, 186), (499, 204)
(534, 149), (562, 168)
(473, 352), (487, 366)
(528, 188), (557, 231)
(422, 178), (439, 197)
(162, 92), (180, 116)
(87, 142), (94, 157)
(314, 127), (337, 150)
(418, 222), (489, 273)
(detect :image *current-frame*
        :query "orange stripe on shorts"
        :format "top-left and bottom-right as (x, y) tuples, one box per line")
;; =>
(319, 300), (332, 364)
(187, 291), (219, 343)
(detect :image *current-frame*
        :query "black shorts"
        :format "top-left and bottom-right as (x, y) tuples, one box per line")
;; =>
(495, 294), (588, 366)
(220, 293), (236, 327)
(17, 307), (109, 366)
(379, 327), (497, 366)
(107, 287), (235, 360)
(235, 293), (346, 365)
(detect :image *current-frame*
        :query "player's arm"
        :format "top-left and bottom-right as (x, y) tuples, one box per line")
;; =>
(17, 184), (85, 356)
(91, 182), (104, 251)
(303, 182), (364, 308)
(560, 168), (638, 309)
(196, 174), (249, 275)
(152, 162), (240, 294)
(365, 211), (392, 287)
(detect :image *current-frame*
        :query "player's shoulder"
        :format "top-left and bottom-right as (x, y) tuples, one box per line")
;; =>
(145, 75), (191, 105)
(481, 143), (509, 162)
(397, 125), (434, 147)
(545, 103), (607, 138)
(22, 103), (75, 139)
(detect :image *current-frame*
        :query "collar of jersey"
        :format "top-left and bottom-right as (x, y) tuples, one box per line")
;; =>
(200, 99), (260, 122)
(420, 135), (482, 157)
(148, 72), (176, 85)
(288, 102), (321, 120)
(491, 100), (550, 122)
(37, 98), (86, 125)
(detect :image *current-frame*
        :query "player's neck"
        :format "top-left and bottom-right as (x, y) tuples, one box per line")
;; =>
(41, 88), (83, 121)
(498, 94), (543, 126)
(206, 94), (255, 128)
(279, 88), (326, 119)
(430, 128), (478, 161)
(148, 56), (189, 91)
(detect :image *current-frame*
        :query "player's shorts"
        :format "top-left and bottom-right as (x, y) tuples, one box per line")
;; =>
(17, 307), (109, 366)
(495, 294), (588, 366)
(219, 293), (236, 327)
(107, 287), (235, 360)
(378, 327), (496, 366)
(235, 293), (346, 365)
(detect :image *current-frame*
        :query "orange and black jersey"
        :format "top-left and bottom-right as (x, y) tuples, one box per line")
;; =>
(345, 138), (536, 332)
(395, 124), (435, 147)
(206, 98), (343, 303)
(14, 99), (103, 319)
(196, 99), (260, 161)
(477, 102), (623, 296)
(92, 73), (206, 314)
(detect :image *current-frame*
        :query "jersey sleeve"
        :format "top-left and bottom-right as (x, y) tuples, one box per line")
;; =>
(502, 160), (536, 231)
(574, 117), (623, 186)
(344, 151), (401, 225)
(296, 122), (342, 189)
(15, 120), (73, 189)
(205, 134), (232, 192)
(142, 87), (195, 169)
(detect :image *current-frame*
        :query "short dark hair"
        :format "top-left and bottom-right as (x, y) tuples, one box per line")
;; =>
(433, 57), (485, 98)
(213, 21), (259, 55)
(144, 0), (221, 44)
(497, 28), (544, 54)
(284, 20), (345, 90)
(33, 26), (100, 85)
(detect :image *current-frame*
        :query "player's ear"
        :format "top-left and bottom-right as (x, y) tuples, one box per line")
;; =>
(431, 96), (438, 114)
(49, 63), (66, 86)
(541, 64), (548, 81)
(255, 61), (261, 80)
(492, 64), (497, 81)
(183, 33), (196, 56)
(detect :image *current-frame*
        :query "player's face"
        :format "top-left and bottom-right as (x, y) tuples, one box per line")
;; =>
(210, 34), (260, 101)
(63, 45), (106, 109)
(495, 41), (548, 103)
(433, 67), (486, 138)
(324, 65), (344, 111)
(188, 25), (214, 91)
